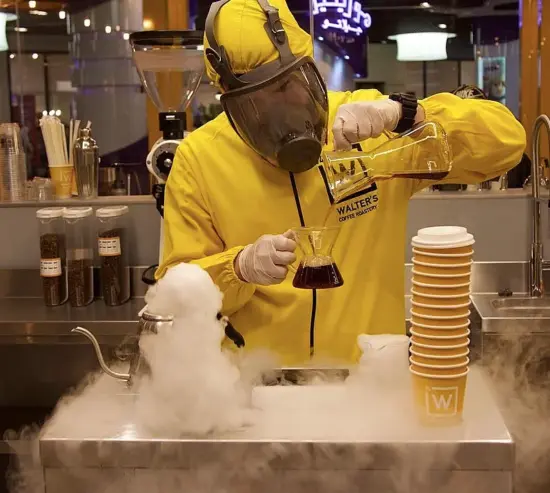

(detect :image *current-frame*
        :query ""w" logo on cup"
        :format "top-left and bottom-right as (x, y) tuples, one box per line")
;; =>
(425, 386), (459, 416)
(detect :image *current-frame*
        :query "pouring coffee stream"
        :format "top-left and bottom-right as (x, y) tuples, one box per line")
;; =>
(289, 121), (453, 290)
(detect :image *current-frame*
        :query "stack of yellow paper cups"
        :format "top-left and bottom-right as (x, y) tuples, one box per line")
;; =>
(409, 226), (474, 424)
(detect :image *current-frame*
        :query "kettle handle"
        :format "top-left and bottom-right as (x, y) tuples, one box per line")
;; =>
(217, 313), (245, 348)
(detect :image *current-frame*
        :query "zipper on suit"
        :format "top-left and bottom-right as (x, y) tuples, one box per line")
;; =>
(289, 172), (316, 356)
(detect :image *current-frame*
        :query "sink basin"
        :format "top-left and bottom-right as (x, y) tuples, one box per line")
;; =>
(489, 297), (550, 319)
(471, 295), (550, 334)
(491, 298), (550, 310)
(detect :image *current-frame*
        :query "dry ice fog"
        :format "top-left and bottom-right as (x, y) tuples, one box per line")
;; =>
(5, 263), (550, 493)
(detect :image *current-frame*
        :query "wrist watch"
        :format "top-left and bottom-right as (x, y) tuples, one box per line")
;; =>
(389, 93), (418, 133)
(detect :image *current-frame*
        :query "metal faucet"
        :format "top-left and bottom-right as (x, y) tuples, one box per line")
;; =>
(529, 115), (550, 297)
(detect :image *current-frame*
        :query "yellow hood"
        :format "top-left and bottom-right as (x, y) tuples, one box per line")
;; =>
(204, 0), (313, 85)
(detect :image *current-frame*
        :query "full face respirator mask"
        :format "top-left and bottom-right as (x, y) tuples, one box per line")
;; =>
(205, 0), (329, 173)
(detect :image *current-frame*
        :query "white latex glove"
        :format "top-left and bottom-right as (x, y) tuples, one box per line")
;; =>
(332, 99), (402, 151)
(236, 231), (297, 285)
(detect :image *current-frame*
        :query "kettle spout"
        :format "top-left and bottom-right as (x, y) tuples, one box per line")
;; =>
(72, 326), (130, 382)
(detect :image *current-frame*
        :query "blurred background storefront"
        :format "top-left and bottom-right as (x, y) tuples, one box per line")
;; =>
(0, 0), (546, 186)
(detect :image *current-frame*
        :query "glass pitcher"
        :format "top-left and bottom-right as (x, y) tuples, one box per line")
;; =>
(321, 121), (452, 204)
(291, 226), (343, 290)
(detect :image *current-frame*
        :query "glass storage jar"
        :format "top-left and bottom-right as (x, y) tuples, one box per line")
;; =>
(96, 205), (130, 306)
(37, 207), (67, 306)
(63, 206), (94, 307)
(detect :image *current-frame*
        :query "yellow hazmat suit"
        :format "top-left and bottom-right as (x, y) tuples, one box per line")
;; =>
(158, 0), (526, 365)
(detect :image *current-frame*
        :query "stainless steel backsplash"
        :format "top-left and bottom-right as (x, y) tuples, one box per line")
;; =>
(0, 261), (531, 299)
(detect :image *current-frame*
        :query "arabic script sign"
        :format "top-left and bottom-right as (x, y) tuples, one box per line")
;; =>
(312, 0), (372, 36)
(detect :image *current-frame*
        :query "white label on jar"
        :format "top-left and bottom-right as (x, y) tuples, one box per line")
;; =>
(98, 237), (121, 256)
(40, 258), (62, 277)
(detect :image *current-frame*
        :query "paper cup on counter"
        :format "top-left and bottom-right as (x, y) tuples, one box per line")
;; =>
(411, 294), (471, 306)
(410, 367), (469, 424)
(410, 354), (469, 368)
(412, 273), (471, 286)
(411, 283), (471, 297)
(415, 246), (474, 255)
(410, 363), (468, 376)
(410, 346), (469, 360)
(412, 249), (474, 265)
(49, 164), (74, 199)
(411, 319), (470, 330)
(411, 314), (470, 327)
(410, 334), (470, 347)
(411, 304), (470, 318)
(412, 261), (472, 277)
(410, 342), (470, 357)
(410, 327), (470, 339)
(411, 307), (470, 319)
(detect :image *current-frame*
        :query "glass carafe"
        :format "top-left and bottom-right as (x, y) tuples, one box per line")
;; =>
(291, 227), (343, 290)
(322, 121), (452, 204)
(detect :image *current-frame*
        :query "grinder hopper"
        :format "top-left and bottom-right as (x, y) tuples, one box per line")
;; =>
(130, 30), (204, 183)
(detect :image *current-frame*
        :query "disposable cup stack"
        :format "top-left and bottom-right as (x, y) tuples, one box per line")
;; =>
(409, 226), (474, 424)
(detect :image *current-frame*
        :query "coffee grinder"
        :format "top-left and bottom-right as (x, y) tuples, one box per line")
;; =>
(129, 30), (204, 272)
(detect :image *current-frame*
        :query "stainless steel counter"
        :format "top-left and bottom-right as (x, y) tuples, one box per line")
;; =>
(0, 298), (143, 344)
(38, 367), (513, 493)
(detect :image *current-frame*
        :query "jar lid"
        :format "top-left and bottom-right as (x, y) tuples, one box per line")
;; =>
(96, 205), (129, 218)
(36, 207), (65, 219)
(63, 206), (93, 219)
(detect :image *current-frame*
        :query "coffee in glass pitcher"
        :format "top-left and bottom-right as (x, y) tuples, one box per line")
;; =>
(291, 226), (343, 289)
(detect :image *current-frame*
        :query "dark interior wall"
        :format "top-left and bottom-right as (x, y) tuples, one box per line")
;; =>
(195, 0), (215, 30)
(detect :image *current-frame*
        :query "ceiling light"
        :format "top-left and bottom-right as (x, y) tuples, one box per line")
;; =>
(28, 0), (36, 8)
(388, 32), (456, 61)
(59, 10), (66, 20)
(123, 32), (130, 40)
(14, 27), (28, 32)
(105, 25), (111, 33)
(48, 110), (55, 116)
(84, 18), (91, 27)
(318, 36), (324, 41)
(9, 53), (15, 59)
(344, 55), (350, 60)
(420, 2), (431, 7)
(55, 109), (61, 116)
(142, 18), (154, 30)
(31, 52), (39, 59)
(29, 10), (47, 16)
(42, 110), (48, 116)
(115, 25), (120, 31)
(438, 23), (447, 29)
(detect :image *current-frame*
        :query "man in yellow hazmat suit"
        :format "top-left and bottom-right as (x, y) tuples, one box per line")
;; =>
(158, 0), (526, 365)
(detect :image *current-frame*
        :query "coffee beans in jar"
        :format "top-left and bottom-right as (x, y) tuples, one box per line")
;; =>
(37, 208), (67, 306)
(63, 207), (94, 307)
(96, 206), (130, 306)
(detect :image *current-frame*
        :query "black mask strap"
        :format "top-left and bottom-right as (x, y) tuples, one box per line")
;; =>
(256, 0), (295, 66)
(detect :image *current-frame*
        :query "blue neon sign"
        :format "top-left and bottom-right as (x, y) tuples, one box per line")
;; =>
(312, 0), (372, 36)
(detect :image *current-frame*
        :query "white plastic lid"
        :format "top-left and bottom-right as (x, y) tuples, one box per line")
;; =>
(36, 207), (65, 219)
(63, 206), (93, 219)
(96, 205), (129, 218)
(412, 226), (474, 248)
